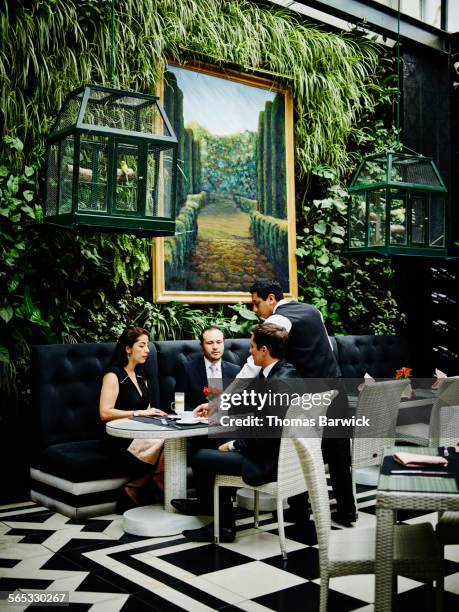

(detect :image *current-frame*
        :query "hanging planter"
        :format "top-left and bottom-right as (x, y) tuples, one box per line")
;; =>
(347, 150), (447, 256)
(347, 0), (448, 258)
(44, 84), (178, 236)
(43, 0), (178, 236)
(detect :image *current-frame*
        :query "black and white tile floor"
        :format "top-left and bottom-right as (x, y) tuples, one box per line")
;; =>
(1, 486), (459, 611)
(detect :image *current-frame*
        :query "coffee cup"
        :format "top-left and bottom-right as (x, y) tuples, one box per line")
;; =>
(181, 410), (195, 421)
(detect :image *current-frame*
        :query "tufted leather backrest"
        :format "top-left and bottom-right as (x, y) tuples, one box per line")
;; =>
(31, 335), (408, 453)
(30, 342), (160, 450)
(154, 339), (250, 410)
(334, 335), (410, 379)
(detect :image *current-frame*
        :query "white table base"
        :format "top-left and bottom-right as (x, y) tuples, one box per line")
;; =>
(123, 505), (211, 537)
(106, 419), (210, 537)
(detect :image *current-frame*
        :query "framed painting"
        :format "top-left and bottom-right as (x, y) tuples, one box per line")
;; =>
(153, 60), (297, 303)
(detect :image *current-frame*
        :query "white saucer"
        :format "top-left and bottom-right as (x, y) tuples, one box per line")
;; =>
(176, 418), (200, 425)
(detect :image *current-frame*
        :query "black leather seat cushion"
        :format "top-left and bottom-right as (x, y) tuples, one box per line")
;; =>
(37, 440), (129, 482)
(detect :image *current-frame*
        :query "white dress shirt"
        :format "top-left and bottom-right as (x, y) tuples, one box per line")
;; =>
(204, 357), (222, 380)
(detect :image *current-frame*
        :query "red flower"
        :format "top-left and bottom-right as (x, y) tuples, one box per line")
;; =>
(202, 385), (220, 402)
(396, 367), (412, 379)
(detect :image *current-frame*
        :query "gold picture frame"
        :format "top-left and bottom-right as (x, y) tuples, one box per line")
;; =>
(153, 60), (297, 303)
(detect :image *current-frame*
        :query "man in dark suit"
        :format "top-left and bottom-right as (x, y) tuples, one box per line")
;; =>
(175, 325), (241, 413)
(248, 279), (356, 527)
(172, 323), (298, 543)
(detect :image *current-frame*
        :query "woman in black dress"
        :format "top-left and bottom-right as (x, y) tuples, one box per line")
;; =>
(99, 326), (166, 505)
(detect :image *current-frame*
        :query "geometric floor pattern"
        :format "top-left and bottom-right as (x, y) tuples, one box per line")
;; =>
(1, 486), (459, 611)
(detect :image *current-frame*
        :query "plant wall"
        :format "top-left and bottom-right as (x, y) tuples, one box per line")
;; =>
(0, 0), (403, 397)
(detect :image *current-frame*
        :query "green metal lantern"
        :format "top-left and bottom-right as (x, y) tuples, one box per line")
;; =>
(45, 84), (178, 236)
(348, 151), (447, 256)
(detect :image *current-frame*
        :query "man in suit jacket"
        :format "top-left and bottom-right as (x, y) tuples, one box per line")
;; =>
(247, 279), (356, 527)
(173, 323), (298, 543)
(175, 325), (241, 413)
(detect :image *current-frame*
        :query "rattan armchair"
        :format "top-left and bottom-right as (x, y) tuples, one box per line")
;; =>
(213, 390), (337, 560)
(396, 376), (459, 448)
(294, 436), (444, 612)
(433, 378), (459, 583)
(352, 379), (410, 493)
(213, 437), (304, 560)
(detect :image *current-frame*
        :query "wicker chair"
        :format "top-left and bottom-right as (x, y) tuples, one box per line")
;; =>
(293, 436), (444, 612)
(433, 378), (459, 580)
(213, 390), (337, 560)
(213, 437), (304, 560)
(352, 379), (410, 491)
(396, 376), (459, 448)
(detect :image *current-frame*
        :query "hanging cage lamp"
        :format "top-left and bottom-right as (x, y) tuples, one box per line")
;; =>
(44, 84), (178, 236)
(347, 150), (447, 256)
(347, 0), (449, 257)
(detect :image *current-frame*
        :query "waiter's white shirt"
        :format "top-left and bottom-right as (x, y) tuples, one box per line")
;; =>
(236, 300), (291, 379)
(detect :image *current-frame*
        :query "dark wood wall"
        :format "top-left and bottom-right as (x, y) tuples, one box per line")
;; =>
(395, 45), (459, 377)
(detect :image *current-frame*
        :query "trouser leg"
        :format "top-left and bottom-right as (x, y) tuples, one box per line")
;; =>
(287, 438), (355, 517)
(191, 449), (244, 527)
(322, 437), (355, 515)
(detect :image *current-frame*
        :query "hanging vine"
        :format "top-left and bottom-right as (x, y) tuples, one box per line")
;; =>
(0, 0), (402, 397)
(1, 0), (380, 176)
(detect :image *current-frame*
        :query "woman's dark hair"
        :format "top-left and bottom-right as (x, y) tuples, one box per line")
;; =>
(109, 326), (149, 369)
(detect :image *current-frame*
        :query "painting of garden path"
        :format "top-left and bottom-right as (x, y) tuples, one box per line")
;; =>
(163, 64), (289, 294)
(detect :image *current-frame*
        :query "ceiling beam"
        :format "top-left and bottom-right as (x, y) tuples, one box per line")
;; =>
(270, 0), (449, 52)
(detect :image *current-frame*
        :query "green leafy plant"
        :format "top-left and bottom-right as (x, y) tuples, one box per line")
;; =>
(0, 0), (406, 399)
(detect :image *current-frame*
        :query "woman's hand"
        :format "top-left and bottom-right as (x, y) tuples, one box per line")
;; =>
(218, 442), (231, 452)
(142, 407), (167, 417)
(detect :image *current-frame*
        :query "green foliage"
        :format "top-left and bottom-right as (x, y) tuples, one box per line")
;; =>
(263, 101), (273, 215)
(0, 0), (404, 396)
(164, 71), (202, 204)
(233, 194), (257, 214)
(0, 139), (44, 394)
(228, 303), (260, 336)
(1, 0), (380, 177)
(296, 77), (404, 335)
(0, 135), (153, 395)
(199, 130), (257, 199)
(86, 292), (254, 341)
(257, 111), (265, 210)
(250, 211), (288, 287)
(271, 94), (286, 219)
(164, 192), (207, 288)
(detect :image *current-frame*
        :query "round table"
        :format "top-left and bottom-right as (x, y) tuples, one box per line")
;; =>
(106, 418), (211, 537)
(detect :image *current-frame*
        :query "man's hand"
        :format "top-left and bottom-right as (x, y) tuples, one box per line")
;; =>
(218, 442), (231, 452)
(193, 403), (209, 417)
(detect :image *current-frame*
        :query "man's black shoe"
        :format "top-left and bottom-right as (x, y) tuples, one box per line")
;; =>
(182, 523), (236, 543)
(170, 498), (210, 516)
(331, 511), (357, 528)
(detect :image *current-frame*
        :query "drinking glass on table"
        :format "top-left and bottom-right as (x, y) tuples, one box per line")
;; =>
(171, 392), (185, 416)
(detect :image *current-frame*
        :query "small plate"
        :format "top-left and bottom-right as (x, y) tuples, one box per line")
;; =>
(176, 418), (200, 425)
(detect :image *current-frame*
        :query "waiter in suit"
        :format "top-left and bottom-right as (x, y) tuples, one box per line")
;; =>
(173, 323), (298, 543)
(175, 325), (241, 413)
(247, 278), (356, 527)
